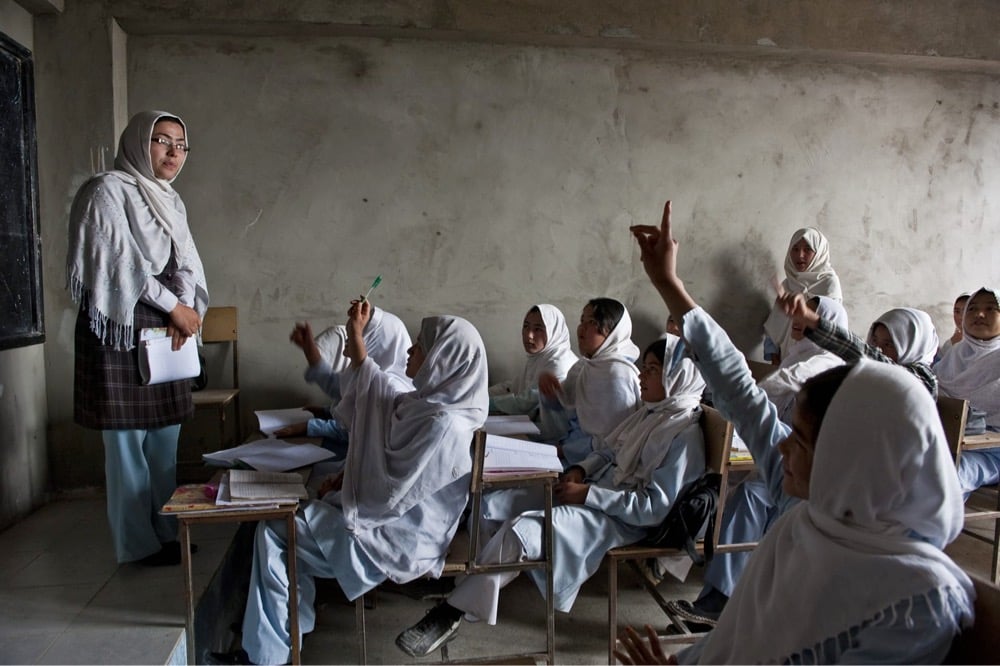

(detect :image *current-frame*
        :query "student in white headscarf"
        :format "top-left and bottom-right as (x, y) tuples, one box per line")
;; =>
(489, 304), (578, 436)
(276, 308), (414, 451)
(786, 296), (940, 396)
(757, 295), (848, 422)
(940, 293), (972, 358)
(229, 304), (488, 666)
(657, 295), (850, 622)
(538, 298), (642, 465)
(66, 110), (208, 567)
(622, 200), (973, 665)
(395, 335), (706, 658)
(762, 227), (842, 365)
(936, 287), (1000, 494)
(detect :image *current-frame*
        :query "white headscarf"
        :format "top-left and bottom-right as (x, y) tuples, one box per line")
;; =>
(339, 315), (488, 532)
(936, 287), (1000, 427)
(697, 361), (973, 664)
(562, 300), (642, 439)
(763, 228), (842, 359)
(66, 110), (208, 349)
(315, 325), (351, 375)
(363, 306), (414, 388)
(511, 304), (579, 392)
(869, 307), (939, 366)
(759, 296), (848, 420)
(607, 335), (706, 489)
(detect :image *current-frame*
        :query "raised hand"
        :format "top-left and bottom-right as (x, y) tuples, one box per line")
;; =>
(630, 200), (680, 290)
(778, 292), (819, 331)
(345, 299), (371, 368)
(630, 199), (698, 319)
(289, 321), (321, 366)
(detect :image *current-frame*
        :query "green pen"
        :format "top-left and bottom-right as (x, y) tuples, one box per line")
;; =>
(360, 274), (382, 303)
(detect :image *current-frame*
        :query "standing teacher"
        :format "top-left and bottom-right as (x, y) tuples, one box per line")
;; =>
(67, 110), (209, 566)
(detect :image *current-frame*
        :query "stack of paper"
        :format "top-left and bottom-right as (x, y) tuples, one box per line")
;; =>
(483, 434), (562, 474)
(216, 469), (308, 506)
(202, 439), (334, 472)
(483, 414), (541, 437)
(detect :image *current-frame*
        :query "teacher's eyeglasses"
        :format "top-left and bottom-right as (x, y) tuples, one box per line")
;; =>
(151, 137), (190, 153)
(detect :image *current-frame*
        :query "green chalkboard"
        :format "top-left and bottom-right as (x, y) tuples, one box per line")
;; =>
(0, 31), (44, 350)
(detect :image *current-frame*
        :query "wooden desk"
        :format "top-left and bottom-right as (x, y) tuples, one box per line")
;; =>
(162, 488), (302, 665)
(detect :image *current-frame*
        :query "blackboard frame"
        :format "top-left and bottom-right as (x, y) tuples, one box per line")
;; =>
(0, 31), (44, 351)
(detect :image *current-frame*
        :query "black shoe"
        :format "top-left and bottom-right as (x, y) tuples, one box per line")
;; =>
(664, 599), (719, 628)
(395, 603), (463, 657)
(136, 541), (198, 566)
(208, 649), (254, 665)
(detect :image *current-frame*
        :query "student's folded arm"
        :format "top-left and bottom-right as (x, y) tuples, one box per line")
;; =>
(491, 386), (540, 415)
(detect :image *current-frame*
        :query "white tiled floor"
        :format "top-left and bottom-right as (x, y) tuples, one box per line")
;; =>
(0, 495), (995, 665)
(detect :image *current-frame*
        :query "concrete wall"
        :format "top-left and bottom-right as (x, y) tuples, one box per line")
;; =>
(29, 1), (1000, 490)
(0, 0), (49, 529)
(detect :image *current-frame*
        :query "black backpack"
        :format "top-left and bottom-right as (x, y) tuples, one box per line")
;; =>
(642, 472), (721, 566)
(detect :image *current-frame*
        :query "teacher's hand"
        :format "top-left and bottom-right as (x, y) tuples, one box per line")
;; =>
(168, 303), (201, 350)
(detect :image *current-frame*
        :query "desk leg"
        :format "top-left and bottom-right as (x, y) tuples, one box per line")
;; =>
(180, 520), (196, 665)
(286, 511), (301, 665)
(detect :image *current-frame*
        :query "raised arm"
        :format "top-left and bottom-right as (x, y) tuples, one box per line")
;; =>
(629, 200), (698, 320)
(345, 300), (372, 369)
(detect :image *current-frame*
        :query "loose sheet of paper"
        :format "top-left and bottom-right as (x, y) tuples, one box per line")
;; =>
(255, 408), (314, 437)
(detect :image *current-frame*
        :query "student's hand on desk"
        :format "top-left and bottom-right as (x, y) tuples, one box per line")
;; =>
(318, 472), (344, 497)
(290, 321), (322, 366)
(275, 422), (308, 438)
(537, 372), (562, 399)
(615, 625), (675, 665)
(554, 480), (589, 505)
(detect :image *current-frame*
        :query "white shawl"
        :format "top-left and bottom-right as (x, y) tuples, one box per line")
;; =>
(66, 110), (208, 350)
(510, 304), (579, 393)
(936, 288), (1000, 426)
(337, 315), (488, 533)
(763, 227), (842, 359)
(561, 302), (641, 440)
(759, 296), (848, 419)
(870, 307), (939, 366)
(608, 335), (706, 489)
(697, 361), (973, 664)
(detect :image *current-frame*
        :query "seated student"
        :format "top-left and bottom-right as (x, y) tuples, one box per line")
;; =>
(395, 335), (707, 658)
(935, 287), (1000, 494)
(220, 303), (488, 666)
(537, 298), (642, 465)
(276, 307), (413, 451)
(787, 295), (939, 396)
(624, 200), (973, 664)
(762, 227), (842, 365)
(668, 298), (941, 626)
(488, 304), (578, 439)
(757, 295), (848, 422)
(940, 292), (972, 358)
(654, 295), (847, 619)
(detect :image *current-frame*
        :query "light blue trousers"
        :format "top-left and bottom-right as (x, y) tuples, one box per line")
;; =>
(102, 425), (180, 562)
(243, 509), (385, 665)
(957, 448), (1000, 497)
(702, 476), (776, 598)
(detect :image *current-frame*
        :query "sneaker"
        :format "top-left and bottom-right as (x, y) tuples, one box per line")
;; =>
(664, 599), (720, 628)
(395, 603), (463, 657)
